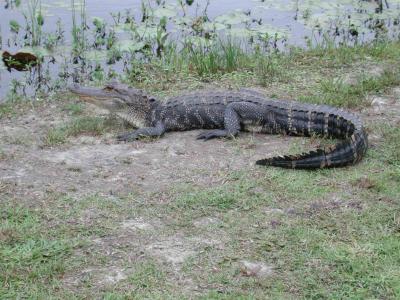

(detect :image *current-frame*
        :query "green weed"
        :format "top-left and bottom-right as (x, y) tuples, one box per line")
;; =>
(187, 43), (221, 77)
(254, 53), (288, 86)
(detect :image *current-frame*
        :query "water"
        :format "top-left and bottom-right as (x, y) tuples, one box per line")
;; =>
(0, 0), (399, 100)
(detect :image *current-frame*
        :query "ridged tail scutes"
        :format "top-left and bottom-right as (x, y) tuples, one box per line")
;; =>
(256, 129), (368, 169)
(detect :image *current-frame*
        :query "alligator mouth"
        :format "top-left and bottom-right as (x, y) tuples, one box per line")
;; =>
(69, 84), (118, 103)
(68, 84), (124, 111)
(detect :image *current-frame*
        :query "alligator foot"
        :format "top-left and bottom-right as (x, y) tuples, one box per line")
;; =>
(196, 130), (234, 141)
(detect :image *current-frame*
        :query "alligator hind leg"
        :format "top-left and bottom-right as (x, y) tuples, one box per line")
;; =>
(117, 122), (166, 141)
(197, 105), (240, 140)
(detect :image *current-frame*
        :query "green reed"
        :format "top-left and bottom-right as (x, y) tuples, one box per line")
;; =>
(25, 0), (43, 46)
(71, 0), (87, 57)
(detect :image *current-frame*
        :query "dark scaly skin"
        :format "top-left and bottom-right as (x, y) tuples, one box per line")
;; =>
(69, 83), (368, 169)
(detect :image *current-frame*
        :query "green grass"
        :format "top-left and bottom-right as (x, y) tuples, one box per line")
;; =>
(0, 148), (6, 160)
(179, 40), (248, 77)
(63, 103), (84, 115)
(0, 102), (15, 118)
(254, 53), (290, 87)
(299, 68), (400, 108)
(374, 124), (400, 165)
(165, 166), (399, 299)
(0, 203), (75, 298)
(43, 115), (116, 146)
(299, 41), (400, 67)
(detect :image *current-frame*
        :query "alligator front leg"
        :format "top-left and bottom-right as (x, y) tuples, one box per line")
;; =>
(117, 122), (166, 142)
(197, 104), (241, 141)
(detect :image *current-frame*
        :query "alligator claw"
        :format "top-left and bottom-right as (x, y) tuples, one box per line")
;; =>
(196, 132), (214, 141)
(117, 132), (139, 142)
(196, 130), (229, 141)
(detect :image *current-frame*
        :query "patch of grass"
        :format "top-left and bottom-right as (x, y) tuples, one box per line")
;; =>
(300, 68), (400, 108)
(144, 39), (249, 79)
(320, 233), (400, 299)
(186, 43), (223, 77)
(0, 102), (15, 118)
(0, 148), (6, 160)
(5, 134), (34, 146)
(296, 41), (400, 67)
(44, 126), (68, 145)
(269, 202), (400, 299)
(254, 53), (290, 86)
(174, 169), (399, 298)
(173, 176), (267, 213)
(0, 203), (76, 298)
(374, 124), (400, 165)
(63, 103), (84, 115)
(199, 291), (258, 300)
(219, 39), (247, 73)
(43, 116), (115, 146)
(128, 260), (167, 293)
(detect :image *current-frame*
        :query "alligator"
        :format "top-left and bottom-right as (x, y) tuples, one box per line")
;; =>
(69, 82), (368, 169)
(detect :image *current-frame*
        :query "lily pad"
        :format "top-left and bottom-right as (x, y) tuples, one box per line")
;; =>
(115, 40), (146, 53)
(214, 11), (251, 26)
(153, 6), (177, 19)
(114, 22), (136, 33)
(226, 28), (252, 39)
(134, 25), (159, 40)
(84, 50), (108, 62)
(202, 22), (227, 32)
(252, 25), (289, 39)
(183, 36), (213, 47)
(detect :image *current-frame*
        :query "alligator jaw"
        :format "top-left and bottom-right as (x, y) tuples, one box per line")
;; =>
(67, 84), (122, 109)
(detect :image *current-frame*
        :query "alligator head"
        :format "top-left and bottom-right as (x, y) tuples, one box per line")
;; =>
(68, 82), (158, 128)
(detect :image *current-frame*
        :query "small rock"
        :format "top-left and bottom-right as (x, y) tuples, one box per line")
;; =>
(355, 176), (376, 189)
(371, 96), (388, 107)
(392, 87), (400, 96)
(121, 218), (154, 231)
(240, 260), (273, 278)
(193, 217), (220, 227)
(264, 208), (284, 215)
(100, 268), (127, 284)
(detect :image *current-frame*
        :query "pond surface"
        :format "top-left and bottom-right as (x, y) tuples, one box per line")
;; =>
(1, 0), (399, 100)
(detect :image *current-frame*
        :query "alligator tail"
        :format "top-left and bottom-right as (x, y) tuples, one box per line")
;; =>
(256, 128), (368, 169)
